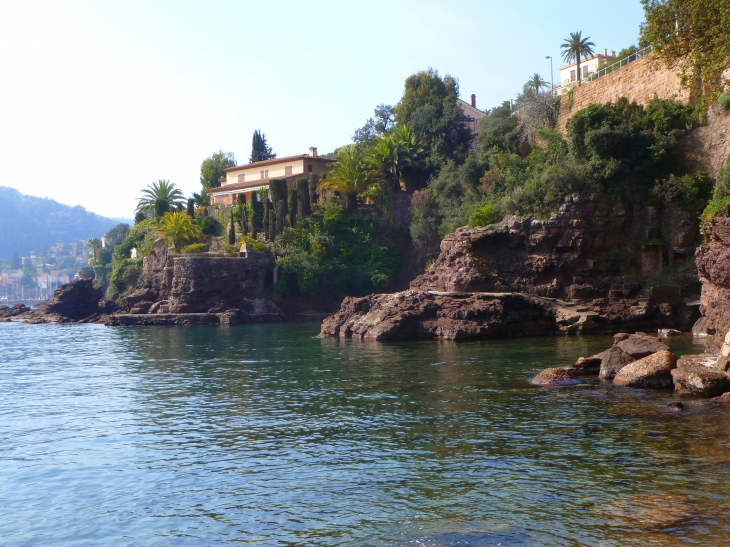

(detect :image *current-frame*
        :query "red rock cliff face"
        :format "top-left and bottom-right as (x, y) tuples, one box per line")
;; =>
(411, 195), (700, 299)
(694, 217), (730, 348)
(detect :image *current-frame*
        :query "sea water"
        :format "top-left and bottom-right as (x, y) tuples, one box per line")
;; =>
(1, 322), (728, 546)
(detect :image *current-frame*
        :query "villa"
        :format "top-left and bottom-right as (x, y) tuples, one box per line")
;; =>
(457, 94), (485, 134)
(559, 48), (617, 88)
(208, 147), (336, 205)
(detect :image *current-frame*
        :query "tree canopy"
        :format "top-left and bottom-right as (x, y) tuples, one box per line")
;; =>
(641, 0), (730, 102)
(394, 68), (471, 171)
(250, 130), (276, 163)
(352, 104), (396, 146)
(200, 151), (236, 191)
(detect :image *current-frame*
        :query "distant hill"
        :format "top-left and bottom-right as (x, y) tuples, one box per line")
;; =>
(0, 186), (130, 258)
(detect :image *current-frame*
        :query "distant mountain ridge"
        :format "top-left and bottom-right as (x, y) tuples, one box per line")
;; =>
(0, 186), (129, 258)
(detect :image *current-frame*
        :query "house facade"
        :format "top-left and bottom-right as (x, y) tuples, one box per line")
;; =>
(208, 147), (336, 206)
(457, 94), (485, 134)
(559, 48), (617, 90)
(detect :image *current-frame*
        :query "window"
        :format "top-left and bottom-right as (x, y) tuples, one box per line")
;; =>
(307, 164), (313, 173)
(238, 173), (246, 183)
(570, 70), (576, 82)
(260, 169), (268, 179)
(285, 166), (292, 176)
(583, 66), (588, 78)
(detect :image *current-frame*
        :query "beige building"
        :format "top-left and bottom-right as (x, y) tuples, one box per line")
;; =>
(559, 48), (617, 91)
(208, 147), (336, 205)
(457, 94), (485, 134)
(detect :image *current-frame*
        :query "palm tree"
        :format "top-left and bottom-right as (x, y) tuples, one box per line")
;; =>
(367, 124), (424, 192)
(560, 31), (595, 86)
(318, 148), (377, 209)
(154, 211), (204, 251)
(524, 73), (550, 94)
(136, 180), (185, 217)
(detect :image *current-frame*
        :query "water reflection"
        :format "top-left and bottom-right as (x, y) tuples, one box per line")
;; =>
(0, 323), (727, 546)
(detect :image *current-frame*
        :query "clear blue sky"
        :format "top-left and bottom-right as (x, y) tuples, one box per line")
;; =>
(0, 0), (645, 219)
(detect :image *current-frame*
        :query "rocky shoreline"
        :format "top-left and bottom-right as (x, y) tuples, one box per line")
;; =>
(532, 331), (730, 400)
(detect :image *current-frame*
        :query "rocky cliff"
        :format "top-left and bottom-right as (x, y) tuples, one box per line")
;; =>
(322, 193), (703, 339)
(693, 216), (730, 348)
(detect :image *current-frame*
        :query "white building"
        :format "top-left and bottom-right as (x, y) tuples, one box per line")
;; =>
(559, 48), (617, 90)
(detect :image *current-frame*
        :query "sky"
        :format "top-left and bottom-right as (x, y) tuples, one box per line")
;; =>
(0, 0), (645, 219)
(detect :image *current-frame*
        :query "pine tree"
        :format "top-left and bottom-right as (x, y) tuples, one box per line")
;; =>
(250, 130), (276, 163)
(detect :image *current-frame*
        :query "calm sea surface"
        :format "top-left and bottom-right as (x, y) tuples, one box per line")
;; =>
(1, 323), (729, 546)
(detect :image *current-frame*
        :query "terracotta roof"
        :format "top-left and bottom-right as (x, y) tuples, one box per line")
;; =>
(224, 154), (336, 173)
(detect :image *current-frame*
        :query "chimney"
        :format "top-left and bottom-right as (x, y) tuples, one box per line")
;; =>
(470, 94), (476, 108)
(611, 50), (616, 57)
(309, 147), (318, 158)
(604, 48), (607, 56)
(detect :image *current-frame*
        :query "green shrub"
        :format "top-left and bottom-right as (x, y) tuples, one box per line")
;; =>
(702, 195), (730, 231)
(274, 204), (398, 297)
(469, 202), (501, 227)
(713, 161), (730, 200)
(224, 244), (238, 253)
(195, 215), (218, 236)
(718, 92), (730, 109)
(238, 235), (266, 252)
(107, 258), (143, 299)
(180, 243), (206, 254)
(653, 171), (713, 217)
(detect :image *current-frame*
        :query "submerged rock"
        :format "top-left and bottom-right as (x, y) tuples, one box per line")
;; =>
(599, 494), (693, 529)
(666, 401), (684, 410)
(710, 392), (730, 402)
(531, 367), (578, 385)
(613, 350), (677, 389)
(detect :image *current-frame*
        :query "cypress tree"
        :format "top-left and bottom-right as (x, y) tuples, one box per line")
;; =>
(264, 199), (270, 238)
(187, 198), (195, 217)
(288, 188), (297, 227)
(275, 200), (285, 232)
(250, 130), (276, 163)
(228, 214), (236, 246)
(268, 201), (276, 242)
(296, 178), (311, 217)
(237, 194), (248, 234)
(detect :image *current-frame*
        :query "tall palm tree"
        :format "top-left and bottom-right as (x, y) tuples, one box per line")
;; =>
(154, 211), (204, 251)
(524, 73), (550, 94)
(136, 180), (185, 217)
(560, 31), (595, 86)
(87, 238), (102, 264)
(319, 148), (377, 209)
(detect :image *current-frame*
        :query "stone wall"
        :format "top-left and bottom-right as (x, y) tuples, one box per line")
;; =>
(680, 104), (730, 178)
(557, 54), (690, 132)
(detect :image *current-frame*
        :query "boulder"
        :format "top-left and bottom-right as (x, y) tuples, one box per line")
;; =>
(568, 352), (604, 375)
(599, 346), (635, 379)
(613, 350), (677, 388)
(616, 333), (670, 359)
(598, 333), (670, 380)
(531, 367), (577, 385)
(710, 392), (730, 402)
(672, 361), (730, 397)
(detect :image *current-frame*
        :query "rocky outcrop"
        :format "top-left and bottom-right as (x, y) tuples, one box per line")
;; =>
(672, 359), (730, 397)
(693, 217), (730, 348)
(613, 350), (677, 389)
(410, 201), (700, 332)
(0, 278), (109, 324)
(321, 290), (559, 341)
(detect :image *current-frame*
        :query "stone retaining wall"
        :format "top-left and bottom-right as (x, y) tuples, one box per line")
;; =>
(557, 54), (689, 132)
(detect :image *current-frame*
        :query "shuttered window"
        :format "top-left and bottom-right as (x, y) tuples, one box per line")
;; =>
(285, 166), (292, 176)
(238, 174), (246, 183)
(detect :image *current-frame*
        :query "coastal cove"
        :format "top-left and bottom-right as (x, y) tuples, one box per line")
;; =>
(3, 322), (730, 546)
